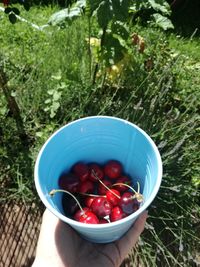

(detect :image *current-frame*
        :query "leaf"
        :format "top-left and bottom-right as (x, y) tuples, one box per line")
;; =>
(51, 70), (62, 80)
(111, 21), (129, 40)
(152, 13), (174, 30)
(4, 7), (12, 14)
(8, 13), (17, 24)
(112, 0), (130, 22)
(48, 1), (86, 26)
(53, 91), (62, 101)
(12, 7), (20, 15)
(148, 0), (171, 15)
(76, 0), (86, 8)
(87, 0), (102, 16)
(44, 99), (51, 104)
(103, 33), (126, 66)
(97, 1), (113, 28)
(23, 2), (30, 11)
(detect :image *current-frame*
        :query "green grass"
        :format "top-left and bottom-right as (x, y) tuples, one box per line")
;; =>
(0, 4), (199, 266)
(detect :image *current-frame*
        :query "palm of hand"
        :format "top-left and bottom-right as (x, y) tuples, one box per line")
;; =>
(33, 210), (147, 267)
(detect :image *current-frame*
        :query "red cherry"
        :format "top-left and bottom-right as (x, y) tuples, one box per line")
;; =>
(132, 203), (140, 212)
(78, 180), (94, 194)
(99, 218), (109, 224)
(106, 189), (121, 206)
(119, 192), (137, 214)
(84, 196), (95, 208)
(74, 207), (90, 221)
(89, 163), (104, 181)
(78, 210), (99, 224)
(72, 162), (89, 182)
(91, 197), (112, 218)
(62, 193), (80, 216)
(104, 160), (122, 179)
(114, 176), (132, 192)
(58, 173), (79, 193)
(110, 206), (126, 222)
(98, 179), (112, 195)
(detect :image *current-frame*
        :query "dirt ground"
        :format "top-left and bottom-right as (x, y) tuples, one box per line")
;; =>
(0, 201), (43, 267)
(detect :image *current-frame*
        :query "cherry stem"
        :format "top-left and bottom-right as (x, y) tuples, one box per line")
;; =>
(49, 189), (84, 213)
(112, 182), (144, 202)
(92, 170), (121, 199)
(137, 181), (140, 193)
(80, 192), (106, 198)
(112, 182), (137, 193)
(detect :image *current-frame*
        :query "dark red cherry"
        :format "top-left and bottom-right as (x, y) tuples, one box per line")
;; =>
(104, 160), (122, 179)
(110, 206), (126, 222)
(91, 197), (112, 218)
(132, 202), (140, 212)
(78, 180), (94, 194)
(106, 189), (121, 206)
(62, 193), (80, 216)
(58, 173), (79, 193)
(99, 218), (109, 224)
(84, 196), (96, 208)
(72, 162), (89, 182)
(98, 179), (112, 195)
(78, 210), (99, 224)
(119, 192), (137, 214)
(74, 207), (90, 221)
(88, 163), (104, 181)
(114, 176), (132, 192)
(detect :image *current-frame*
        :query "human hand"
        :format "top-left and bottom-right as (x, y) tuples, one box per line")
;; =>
(32, 209), (147, 267)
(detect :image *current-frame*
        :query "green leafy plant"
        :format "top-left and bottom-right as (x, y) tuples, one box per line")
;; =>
(130, 0), (174, 30)
(44, 71), (68, 119)
(2, 0), (30, 24)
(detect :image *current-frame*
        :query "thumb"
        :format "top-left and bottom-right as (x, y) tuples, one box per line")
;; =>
(115, 211), (148, 261)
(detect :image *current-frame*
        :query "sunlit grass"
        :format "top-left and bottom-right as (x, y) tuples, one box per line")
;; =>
(0, 6), (199, 267)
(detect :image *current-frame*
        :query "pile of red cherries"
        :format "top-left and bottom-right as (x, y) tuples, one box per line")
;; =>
(49, 160), (143, 224)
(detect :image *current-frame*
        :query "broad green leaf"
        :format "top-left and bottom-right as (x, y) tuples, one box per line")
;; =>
(48, 2), (84, 26)
(4, 7), (12, 14)
(76, 0), (86, 8)
(112, 0), (130, 22)
(111, 21), (129, 40)
(9, 13), (17, 24)
(97, 1), (113, 28)
(148, 0), (171, 15)
(12, 7), (20, 15)
(103, 33), (126, 66)
(87, 0), (103, 15)
(152, 13), (174, 30)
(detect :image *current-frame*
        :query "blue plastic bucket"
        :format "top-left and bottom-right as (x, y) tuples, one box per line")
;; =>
(34, 116), (162, 243)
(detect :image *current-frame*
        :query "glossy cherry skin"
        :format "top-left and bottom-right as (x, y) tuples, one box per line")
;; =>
(98, 179), (112, 195)
(74, 207), (90, 221)
(91, 197), (112, 218)
(72, 162), (89, 182)
(106, 189), (121, 206)
(110, 206), (126, 222)
(78, 180), (94, 194)
(99, 218), (109, 224)
(88, 163), (104, 181)
(114, 176), (132, 192)
(119, 192), (137, 214)
(62, 193), (80, 216)
(104, 160), (122, 179)
(84, 196), (96, 208)
(78, 210), (99, 224)
(58, 173), (79, 193)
